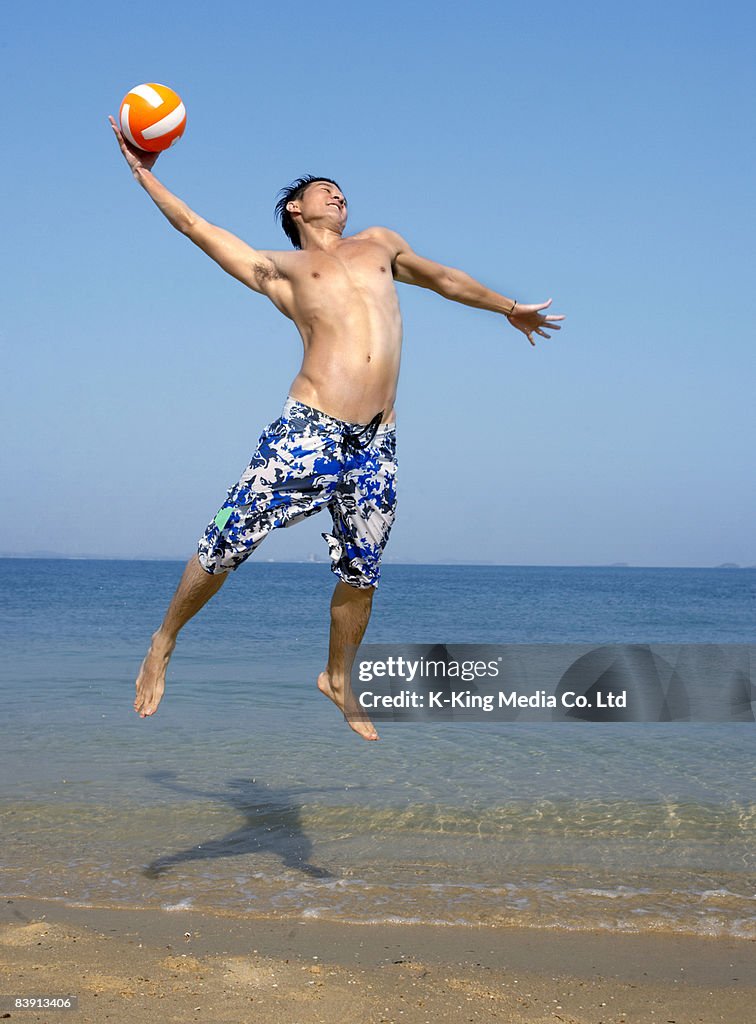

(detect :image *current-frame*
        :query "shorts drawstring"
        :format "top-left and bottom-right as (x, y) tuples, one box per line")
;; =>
(341, 411), (384, 457)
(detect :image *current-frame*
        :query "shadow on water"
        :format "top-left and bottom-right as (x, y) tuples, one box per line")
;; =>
(142, 770), (334, 881)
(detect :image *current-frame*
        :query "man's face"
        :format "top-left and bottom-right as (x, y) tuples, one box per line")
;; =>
(290, 180), (348, 232)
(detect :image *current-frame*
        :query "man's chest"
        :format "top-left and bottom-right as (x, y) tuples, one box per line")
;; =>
(292, 242), (395, 308)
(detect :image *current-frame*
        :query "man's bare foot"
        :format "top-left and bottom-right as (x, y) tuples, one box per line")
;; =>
(134, 631), (175, 718)
(318, 670), (379, 741)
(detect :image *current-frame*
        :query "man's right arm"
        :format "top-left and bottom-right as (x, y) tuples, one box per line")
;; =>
(109, 116), (283, 297)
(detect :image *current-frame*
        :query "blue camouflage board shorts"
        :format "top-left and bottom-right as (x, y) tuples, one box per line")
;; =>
(197, 398), (398, 588)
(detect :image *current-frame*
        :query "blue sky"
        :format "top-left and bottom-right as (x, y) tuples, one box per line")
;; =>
(3, 0), (754, 566)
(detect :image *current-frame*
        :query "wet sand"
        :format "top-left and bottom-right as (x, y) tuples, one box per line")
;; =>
(1, 898), (754, 1023)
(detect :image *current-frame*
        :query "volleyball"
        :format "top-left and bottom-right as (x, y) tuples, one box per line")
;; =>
(119, 83), (186, 152)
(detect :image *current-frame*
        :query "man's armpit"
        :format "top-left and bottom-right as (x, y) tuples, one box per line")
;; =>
(253, 261), (283, 284)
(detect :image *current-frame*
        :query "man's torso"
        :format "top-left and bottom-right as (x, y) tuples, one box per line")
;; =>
(260, 228), (403, 424)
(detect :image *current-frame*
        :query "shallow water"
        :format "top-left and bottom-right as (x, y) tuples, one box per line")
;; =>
(1, 559), (754, 936)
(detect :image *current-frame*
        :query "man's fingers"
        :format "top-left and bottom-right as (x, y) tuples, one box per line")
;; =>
(108, 117), (125, 146)
(544, 314), (566, 321)
(517, 300), (557, 315)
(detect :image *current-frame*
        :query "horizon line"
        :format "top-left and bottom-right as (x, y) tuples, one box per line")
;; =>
(0, 554), (753, 571)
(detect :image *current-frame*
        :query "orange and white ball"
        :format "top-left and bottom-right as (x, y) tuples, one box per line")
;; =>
(119, 83), (186, 152)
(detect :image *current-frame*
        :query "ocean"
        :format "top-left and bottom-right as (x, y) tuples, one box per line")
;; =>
(1, 559), (754, 938)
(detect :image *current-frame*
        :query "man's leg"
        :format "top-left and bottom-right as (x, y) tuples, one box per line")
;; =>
(317, 581), (379, 741)
(134, 554), (227, 717)
(134, 402), (302, 719)
(318, 425), (397, 741)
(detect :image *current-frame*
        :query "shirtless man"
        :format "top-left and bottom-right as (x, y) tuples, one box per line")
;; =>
(110, 116), (564, 740)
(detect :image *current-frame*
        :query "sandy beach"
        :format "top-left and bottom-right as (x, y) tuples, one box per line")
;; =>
(1, 898), (753, 1023)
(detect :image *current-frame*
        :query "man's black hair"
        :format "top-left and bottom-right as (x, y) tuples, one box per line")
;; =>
(274, 175), (344, 249)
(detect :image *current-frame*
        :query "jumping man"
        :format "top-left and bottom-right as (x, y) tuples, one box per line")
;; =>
(109, 116), (565, 741)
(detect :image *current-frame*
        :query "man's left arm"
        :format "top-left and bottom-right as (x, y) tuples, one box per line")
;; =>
(373, 228), (565, 346)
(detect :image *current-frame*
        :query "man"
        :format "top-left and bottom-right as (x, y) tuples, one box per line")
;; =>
(109, 116), (564, 741)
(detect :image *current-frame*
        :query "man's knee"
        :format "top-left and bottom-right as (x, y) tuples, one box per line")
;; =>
(347, 580), (375, 598)
(332, 579), (375, 604)
(196, 549), (226, 576)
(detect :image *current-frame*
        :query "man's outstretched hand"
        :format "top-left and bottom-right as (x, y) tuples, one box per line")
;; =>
(108, 115), (160, 175)
(508, 299), (565, 346)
